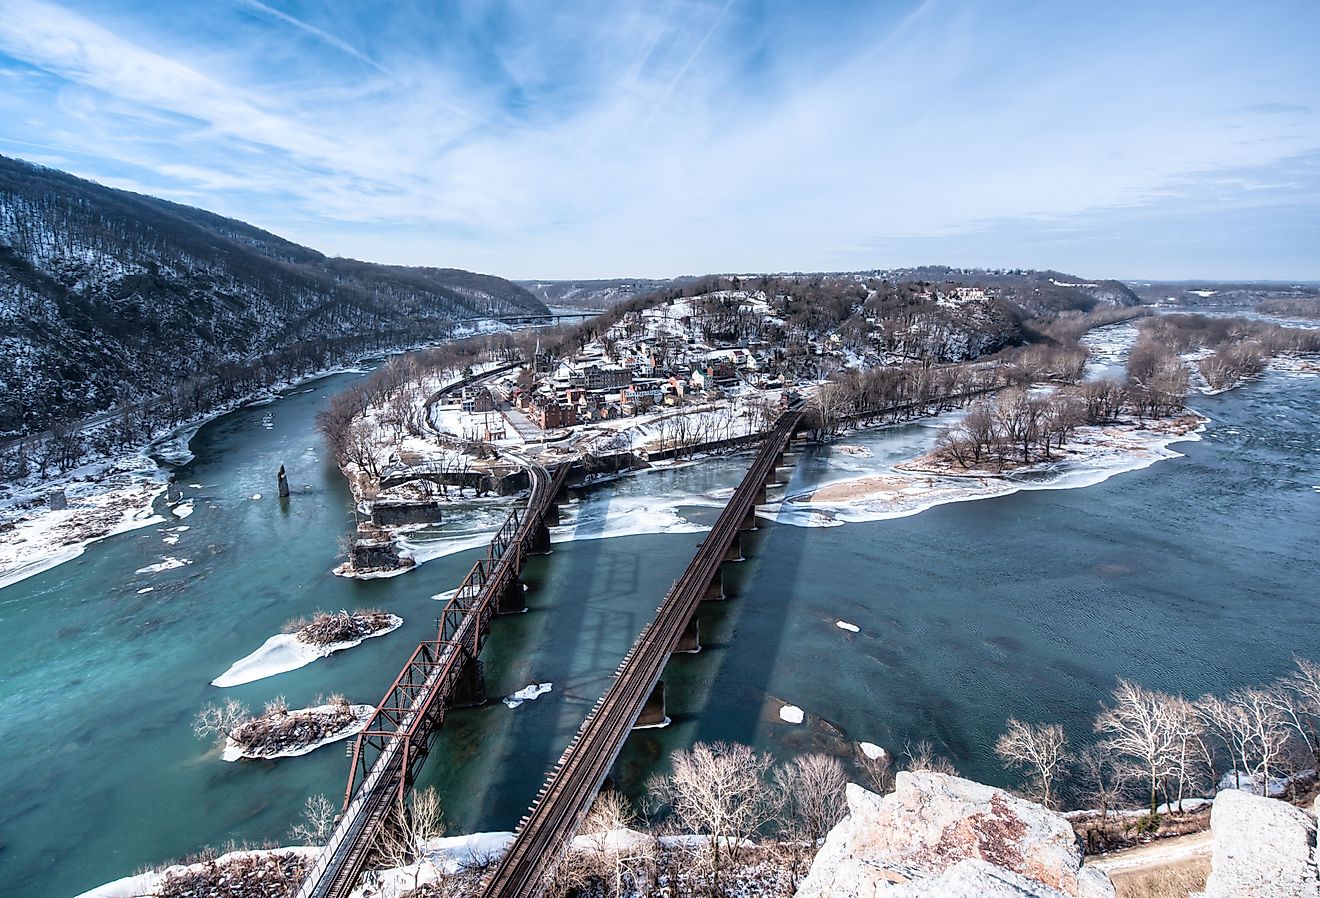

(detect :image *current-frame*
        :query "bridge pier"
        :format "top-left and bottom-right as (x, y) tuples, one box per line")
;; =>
(528, 521), (552, 555)
(543, 502), (560, 527)
(451, 656), (487, 707)
(497, 575), (527, 615)
(722, 533), (743, 563)
(636, 680), (667, 728)
(702, 568), (724, 601)
(738, 506), (758, 532)
(677, 614), (701, 653)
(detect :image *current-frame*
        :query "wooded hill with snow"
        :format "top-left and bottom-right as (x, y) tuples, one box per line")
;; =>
(0, 155), (546, 439)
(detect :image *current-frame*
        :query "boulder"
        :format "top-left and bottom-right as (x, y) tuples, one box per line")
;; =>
(1196, 788), (1318, 898)
(797, 773), (1114, 898)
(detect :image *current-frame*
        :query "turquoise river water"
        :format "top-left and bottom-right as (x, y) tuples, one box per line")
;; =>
(1, 363), (1317, 897)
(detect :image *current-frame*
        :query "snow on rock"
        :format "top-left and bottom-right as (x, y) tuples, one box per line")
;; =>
(778, 704), (805, 724)
(1196, 789), (1319, 898)
(503, 682), (552, 708)
(211, 615), (403, 687)
(859, 742), (886, 760)
(797, 773), (1115, 898)
(221, 703), (374, 762)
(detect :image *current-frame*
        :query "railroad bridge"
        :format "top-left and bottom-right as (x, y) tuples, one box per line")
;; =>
(296, 405), (807, 898)
(480, 406), (807, 898)
(294, 459), (570, 898)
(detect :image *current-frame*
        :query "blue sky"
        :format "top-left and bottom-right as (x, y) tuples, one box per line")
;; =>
(1, 0), (1317, 280)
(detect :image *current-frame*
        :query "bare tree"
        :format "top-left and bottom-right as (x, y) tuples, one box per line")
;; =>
(1198, 693), (1254, 791)
(288, 794), (337, 845)
(1237, 688), (1292, 794)
(773, 753), (848, 874)
(649, 741), (775, 895)
(1274, 656), (1320, 759)
(1095, 680), (1179, 816)
(1162, 697), (1207, 813)
(1075, 743), (1128, 827)
(994, 719), (1069, 809)
(192, 698), (249, 744)
(857, 749), (895, 794)
(574, 790), (654, 898)
(372, 787), (446, 894)
(901, 739), (959, 776)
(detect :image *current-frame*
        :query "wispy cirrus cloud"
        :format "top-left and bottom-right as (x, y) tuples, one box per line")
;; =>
(0, 0), (1317, 278)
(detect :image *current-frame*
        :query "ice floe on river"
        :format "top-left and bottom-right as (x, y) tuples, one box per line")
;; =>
(135, 556), (192, 575)
(211, 615), (403, 687)
(503, 682), (552, 708)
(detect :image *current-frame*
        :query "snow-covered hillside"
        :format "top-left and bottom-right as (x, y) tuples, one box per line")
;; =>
(0, 155), (546, 438)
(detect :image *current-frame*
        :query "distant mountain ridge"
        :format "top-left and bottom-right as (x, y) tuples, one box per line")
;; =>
(0, 155), (545, 436)
(522, 267), (1142, 313)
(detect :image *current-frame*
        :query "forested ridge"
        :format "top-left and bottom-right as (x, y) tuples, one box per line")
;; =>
(0, 155), (546, 438)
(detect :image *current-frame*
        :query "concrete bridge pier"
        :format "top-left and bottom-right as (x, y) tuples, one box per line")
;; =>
(497, 574), (528, 615)
(702, 568), (724, 601)
(677, 614), (701, 653)
(451, 656), (487, 707)
(722, 533), (744, 562)
(738, 507), (758, 532)
(528, 520), (553, 555)
(543, 502), (560, 527)
(636, 680), (667, 728)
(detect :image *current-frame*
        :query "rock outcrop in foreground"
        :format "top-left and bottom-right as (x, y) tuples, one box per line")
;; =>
(1196, 789), (1319, 898)
(797, 771), (1115, 898)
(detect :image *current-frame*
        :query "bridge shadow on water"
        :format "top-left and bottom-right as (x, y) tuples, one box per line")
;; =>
(412, 478), (702, 833)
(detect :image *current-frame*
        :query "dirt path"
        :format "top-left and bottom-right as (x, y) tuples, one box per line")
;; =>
(1089, 829), (1213, 877)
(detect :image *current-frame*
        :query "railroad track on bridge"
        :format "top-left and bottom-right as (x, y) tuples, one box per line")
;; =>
(479, 407), (806, 898)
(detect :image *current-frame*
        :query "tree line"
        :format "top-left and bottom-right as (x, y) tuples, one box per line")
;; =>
(1, 322), (454, 484)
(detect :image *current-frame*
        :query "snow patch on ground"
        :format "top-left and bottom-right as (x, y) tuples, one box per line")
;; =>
(503, 682), (552, 708)
(859, 742), (886, 760)
(211, 615), (403, 687)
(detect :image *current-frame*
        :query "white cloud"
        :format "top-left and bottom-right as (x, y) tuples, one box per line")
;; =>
(0, 0), (1317, 277)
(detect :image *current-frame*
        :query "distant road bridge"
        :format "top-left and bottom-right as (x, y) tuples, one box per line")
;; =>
(479, 406), (807, 898)
(490, 310), (599, 327)
(294, 459), (570, 898)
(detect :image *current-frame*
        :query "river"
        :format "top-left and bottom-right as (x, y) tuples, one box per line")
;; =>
(1, 356), (1318, 897)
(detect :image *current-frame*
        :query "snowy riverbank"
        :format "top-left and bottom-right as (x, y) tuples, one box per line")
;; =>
(212, 615), (403, 687)
(0, 362), (375, 592)
(0, 452), (169, 590)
